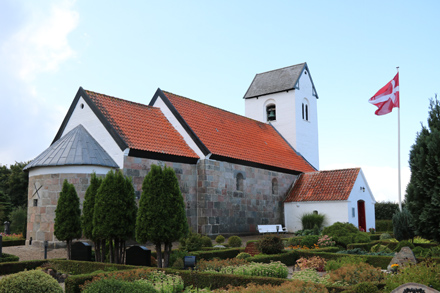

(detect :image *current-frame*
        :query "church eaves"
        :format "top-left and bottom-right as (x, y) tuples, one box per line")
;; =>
(24, 124), (118, 170)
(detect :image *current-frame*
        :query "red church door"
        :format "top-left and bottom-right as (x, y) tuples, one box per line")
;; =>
(357, 200), (366, 231)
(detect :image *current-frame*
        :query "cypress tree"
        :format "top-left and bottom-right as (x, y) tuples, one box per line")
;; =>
(93, 170), (136, 263)
(406, 96), (440, 241)
(81, 173), (102, 261)
(136, 164), (188, 267)
(54, 180), (81, 259)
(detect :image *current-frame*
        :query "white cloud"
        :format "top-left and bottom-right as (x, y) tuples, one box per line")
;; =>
(0, 0), (79, 166)
(1, 0), (79, 81)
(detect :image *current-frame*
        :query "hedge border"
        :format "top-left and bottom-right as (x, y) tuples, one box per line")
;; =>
(2, 239), (25, 247)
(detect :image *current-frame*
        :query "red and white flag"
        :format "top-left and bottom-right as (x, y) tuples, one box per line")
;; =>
(368, 73), (399, 115)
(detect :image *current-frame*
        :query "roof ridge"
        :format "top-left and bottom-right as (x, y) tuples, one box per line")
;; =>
(254, 62), (306, 76)
(162, 90), (270, 125)
(317, 167), (361, 173)
(85, 89), (156, 109)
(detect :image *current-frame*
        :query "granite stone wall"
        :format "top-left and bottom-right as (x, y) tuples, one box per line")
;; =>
(123, 156), (198, 232)
(197, 159), (297, 236)
(27, 173), (94, 248)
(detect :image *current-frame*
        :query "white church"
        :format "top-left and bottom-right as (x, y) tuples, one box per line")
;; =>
(25, 62), (375, 247)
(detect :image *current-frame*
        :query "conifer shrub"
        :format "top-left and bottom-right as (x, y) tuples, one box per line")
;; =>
(325, 255), (367, 272)
(0, 270), (62, 293)
(201, 236), (213, 247)
(257, 235), (284, 254)
(228, 236), (242, 248)
(392, 207), (415, 241)
(215, 235), (225, 244)
(370, 244), (392, 253)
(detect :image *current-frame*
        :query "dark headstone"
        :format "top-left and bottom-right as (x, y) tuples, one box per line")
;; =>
(184, 256), (196, 269)
(126, 246), (151, 266)
(71, 242), (92, 261)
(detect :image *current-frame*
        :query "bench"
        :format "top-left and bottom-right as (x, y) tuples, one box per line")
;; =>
(257, 224), (287, 234)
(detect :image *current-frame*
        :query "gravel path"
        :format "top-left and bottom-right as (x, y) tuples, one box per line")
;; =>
(3, 245), (68, 261)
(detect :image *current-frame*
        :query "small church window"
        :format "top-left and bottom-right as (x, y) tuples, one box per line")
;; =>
(352, 207), (356, 218)
(272, 178), (278, 195)
(236, 173), (244, 191)
(302, 99), (309, 121)
(313, 210), (318, 215)
(266, 104), (276, 121)
(33, 199), (38, 207)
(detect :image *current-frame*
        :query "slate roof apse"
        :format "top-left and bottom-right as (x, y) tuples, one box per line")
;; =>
(244, 63), (308, 99)
(162, 91), (316, 174)
(24, 124), (118, 170)
(285, 168), (361, 202)
(85, 90), (199, 159)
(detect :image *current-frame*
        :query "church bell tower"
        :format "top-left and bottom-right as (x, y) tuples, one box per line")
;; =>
(243, 62), (319, 170)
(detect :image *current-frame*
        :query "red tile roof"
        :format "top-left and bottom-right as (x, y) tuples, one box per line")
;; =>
(85, 90), (199, 159)
(162, 91), (316, 173)
(284, 168), (360, 202)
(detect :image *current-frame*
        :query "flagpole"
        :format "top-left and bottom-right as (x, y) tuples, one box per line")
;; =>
(397, 66), (402, 211)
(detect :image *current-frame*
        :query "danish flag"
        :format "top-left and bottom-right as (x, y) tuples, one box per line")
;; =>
(368, 73), (399, 116)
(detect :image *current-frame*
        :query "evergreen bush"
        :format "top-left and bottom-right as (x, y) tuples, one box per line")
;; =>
(322, 222), (370, 248)
(375, 201), (400, 220)
(392, 207), (415, 241)
(236, 252), (251, 260)
(257, 235), (284, 254)
(228, 236), (242, 248)
(375, 220), (393, 232)
(0, 270), (62, 293)
(179, 230), (203, 252)
(380, 233), (392, 240)
(300, 235), (319, 248)
(355, 282), (379, 293)
(201, 236), (212, 247)
(215, 235), (225, 244)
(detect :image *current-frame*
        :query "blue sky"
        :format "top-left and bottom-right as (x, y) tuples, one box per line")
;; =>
(1, 0), (439, 203)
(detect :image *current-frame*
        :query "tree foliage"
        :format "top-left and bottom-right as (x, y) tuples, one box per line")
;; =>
(375, 201), (400, 220)
(406, 96), (440, 242)
(93, 170), (137, 263)
(54, 180), (81, 259)
(81, 173), (102, 261)
(392, 207), (415, 241)
(136, 164), (188, 267)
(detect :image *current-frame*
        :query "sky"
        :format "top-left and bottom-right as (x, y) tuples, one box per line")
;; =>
(1, 0), (439, 204)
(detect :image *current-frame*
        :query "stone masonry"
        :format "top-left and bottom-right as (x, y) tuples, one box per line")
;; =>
(27, 172), (96, 248)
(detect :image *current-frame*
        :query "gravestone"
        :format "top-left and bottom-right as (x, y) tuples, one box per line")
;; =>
(387, 246), (417, 271)
(391, 282), (439, 293)
(126, 246), (151, 266)
(184, 255), (196, 269)
(71, 242), (92, 261)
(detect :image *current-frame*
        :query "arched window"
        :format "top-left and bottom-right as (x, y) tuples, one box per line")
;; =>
(302, 99), (309, 121)
(272, 178), (278, 195)
(266, 104), (276, 121)
(236, 173), (244, 191)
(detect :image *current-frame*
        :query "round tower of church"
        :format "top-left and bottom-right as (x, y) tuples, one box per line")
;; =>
(24, 125), (118, 248)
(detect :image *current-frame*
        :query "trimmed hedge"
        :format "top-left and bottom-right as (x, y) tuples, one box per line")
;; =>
(48, 259), (138, 275)
(191, 248), (244, 260)
(376, 220), (393, 232)
(0, 259), (48, 275)
(0, 253), (19, 263)
(2, 240), (25, 247)
(347, 240), (439, 251)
